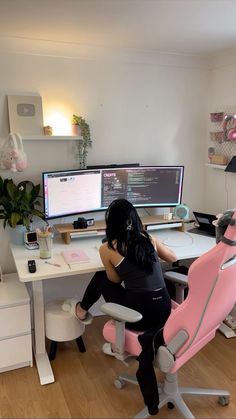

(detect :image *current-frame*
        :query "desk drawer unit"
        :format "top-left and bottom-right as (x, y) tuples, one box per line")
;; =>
(0, 305), (31, 337)
(0, 334), (32, 371)
(0, 273), (33, 373)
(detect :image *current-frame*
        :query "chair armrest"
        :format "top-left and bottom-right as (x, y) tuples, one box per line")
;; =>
(101, 302), (143, 323)
(156, 330), (189, 372)
(164, 271), (188, 286)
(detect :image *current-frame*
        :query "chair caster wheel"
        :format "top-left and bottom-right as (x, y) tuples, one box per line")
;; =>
(218, 396), (230, 406)
(168, 402), (175, 409)
(114, 378), (125, 389)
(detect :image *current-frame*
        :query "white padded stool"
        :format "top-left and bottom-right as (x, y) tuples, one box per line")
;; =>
(45, 299), (86, 360)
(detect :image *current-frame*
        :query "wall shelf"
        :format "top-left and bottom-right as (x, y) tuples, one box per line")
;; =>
(22, 135), (83, 141)
(205, 163), (226, 170)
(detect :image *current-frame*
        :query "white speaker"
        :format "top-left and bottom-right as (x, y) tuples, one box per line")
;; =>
(173, 204), (189, 220)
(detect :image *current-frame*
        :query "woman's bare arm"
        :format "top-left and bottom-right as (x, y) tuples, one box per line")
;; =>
(152, 236), (177, 262)
(99, 243), (122, 283)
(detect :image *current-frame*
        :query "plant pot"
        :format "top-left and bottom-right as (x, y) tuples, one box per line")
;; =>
(9, 225), (27, 245)
(71, 124), (82, 136)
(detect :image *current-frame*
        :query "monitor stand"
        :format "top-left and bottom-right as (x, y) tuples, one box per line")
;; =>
(54, 216), (184, 244)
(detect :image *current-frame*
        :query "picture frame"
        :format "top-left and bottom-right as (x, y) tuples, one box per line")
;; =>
(7, 95), (44, 136)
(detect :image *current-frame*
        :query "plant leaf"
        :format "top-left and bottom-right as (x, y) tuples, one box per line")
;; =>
(10, 212), (21, 228)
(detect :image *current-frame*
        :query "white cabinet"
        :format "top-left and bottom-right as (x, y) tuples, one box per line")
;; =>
(0, 273), (32, 372)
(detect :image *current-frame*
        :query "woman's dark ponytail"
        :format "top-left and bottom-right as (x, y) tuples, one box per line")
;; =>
(126, 229), (156, 271)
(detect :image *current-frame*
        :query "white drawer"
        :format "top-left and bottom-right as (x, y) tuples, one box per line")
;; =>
(0, 304), (31, 338)
(0, 334), (32, 371)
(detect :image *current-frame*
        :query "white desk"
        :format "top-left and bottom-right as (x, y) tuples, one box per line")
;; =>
(10, 228), (216, 385)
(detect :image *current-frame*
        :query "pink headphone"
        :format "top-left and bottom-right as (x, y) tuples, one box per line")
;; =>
(223, 114), (236, 141)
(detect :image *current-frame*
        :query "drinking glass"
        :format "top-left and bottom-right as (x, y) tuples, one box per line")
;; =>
(37, 231), (53, 259)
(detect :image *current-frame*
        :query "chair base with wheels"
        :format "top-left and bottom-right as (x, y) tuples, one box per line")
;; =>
(45, 299), (86, 360)
(113, 370), (229, 419)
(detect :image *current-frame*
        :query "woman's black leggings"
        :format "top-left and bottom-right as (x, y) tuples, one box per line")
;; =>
(80, 271), (171, 331)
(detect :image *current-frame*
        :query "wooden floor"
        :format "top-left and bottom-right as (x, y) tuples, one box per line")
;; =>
(0, 316), (236, 418)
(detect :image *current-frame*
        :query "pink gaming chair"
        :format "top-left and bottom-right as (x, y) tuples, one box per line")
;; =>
(101, 211), (236, 418)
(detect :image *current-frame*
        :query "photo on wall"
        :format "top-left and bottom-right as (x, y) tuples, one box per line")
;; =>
(7, 95), (44, 136)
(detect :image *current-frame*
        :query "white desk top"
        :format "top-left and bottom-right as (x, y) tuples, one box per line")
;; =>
(154, 229), (216, 260)
(10, 228), (216, 283)
(10, 236), (104, 283)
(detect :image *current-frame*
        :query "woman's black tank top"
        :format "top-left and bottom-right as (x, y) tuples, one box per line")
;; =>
(115, 253), (166, 292)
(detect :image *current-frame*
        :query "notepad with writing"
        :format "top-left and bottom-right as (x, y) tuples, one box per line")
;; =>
(61, 249), (90, 265)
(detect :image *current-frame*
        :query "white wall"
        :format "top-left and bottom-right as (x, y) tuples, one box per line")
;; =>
(0, 41), (208, 277)
(205, 49), (236, 213)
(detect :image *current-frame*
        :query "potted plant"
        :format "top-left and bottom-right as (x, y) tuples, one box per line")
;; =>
(71, 114), (92, 169)
(0, 176), (45, 243)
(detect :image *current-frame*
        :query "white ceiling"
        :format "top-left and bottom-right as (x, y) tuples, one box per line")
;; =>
(1, 0), (236, 55)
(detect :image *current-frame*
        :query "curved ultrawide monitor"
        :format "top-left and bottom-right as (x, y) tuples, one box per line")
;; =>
(42, 165), (184, 220)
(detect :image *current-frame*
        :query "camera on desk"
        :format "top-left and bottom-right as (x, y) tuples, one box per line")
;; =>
(73, 217), (88, 229)
(73, 217), (94, 229)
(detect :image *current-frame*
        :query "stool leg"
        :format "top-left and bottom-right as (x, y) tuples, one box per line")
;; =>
(76, 336), (86, 352)
(49, 340), (58, 360)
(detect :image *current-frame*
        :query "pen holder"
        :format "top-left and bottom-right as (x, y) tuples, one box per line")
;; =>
(37, 231), (53, 259)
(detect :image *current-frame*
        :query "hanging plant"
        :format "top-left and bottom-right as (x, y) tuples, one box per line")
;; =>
(72, 115), (92, 169)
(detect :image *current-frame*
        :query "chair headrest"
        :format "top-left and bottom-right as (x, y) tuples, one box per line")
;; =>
(214, 210), (236, 245)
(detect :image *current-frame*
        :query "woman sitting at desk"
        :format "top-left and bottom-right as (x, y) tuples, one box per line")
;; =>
(63, 198), (177, 332)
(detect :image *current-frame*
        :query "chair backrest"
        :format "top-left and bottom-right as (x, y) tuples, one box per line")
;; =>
(163, 210), (236, 372)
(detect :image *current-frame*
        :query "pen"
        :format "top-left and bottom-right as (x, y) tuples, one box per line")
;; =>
(45, 261), (61, 267)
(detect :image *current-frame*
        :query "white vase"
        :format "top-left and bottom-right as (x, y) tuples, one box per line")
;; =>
(9, 225), (26, 245)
